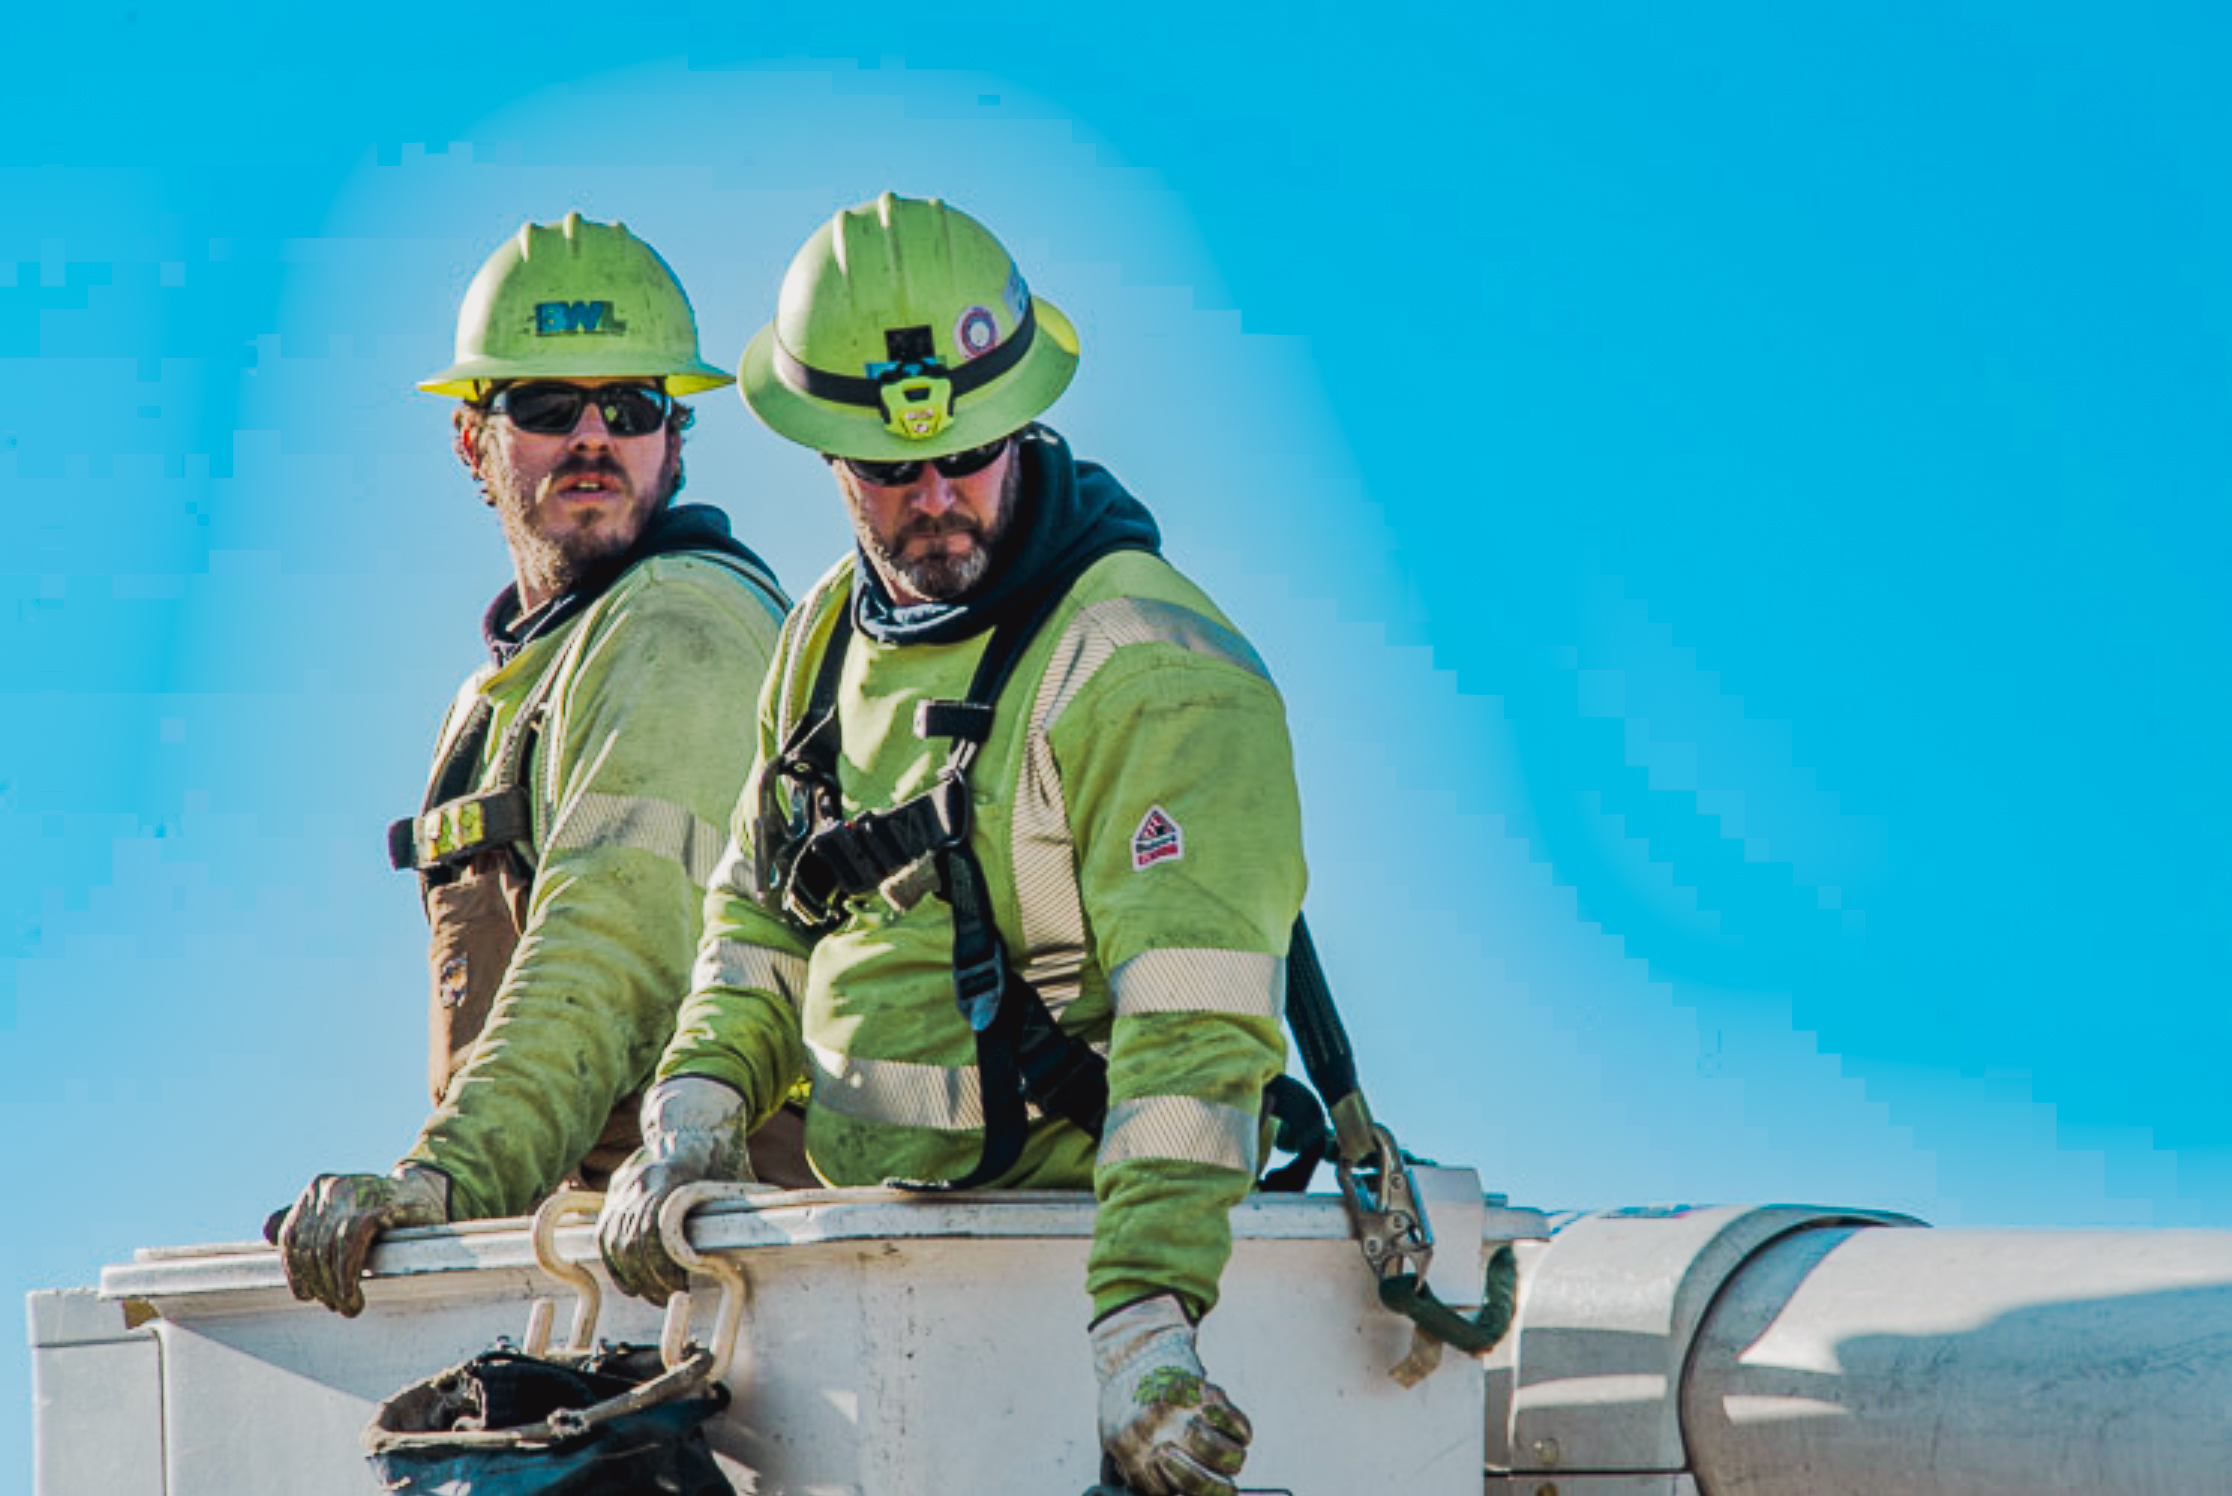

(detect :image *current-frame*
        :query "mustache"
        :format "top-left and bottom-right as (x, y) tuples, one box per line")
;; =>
(551, 456), (630, 489)
(897, 513), (984, 540)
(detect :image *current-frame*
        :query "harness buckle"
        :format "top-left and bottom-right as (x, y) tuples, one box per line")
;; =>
(952, 949), (1006, 1032)
(930, 769), (973, 850)
(779, 857), (839, 931)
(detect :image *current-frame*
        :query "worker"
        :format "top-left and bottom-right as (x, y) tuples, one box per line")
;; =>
(270, 213), (805, 1318)
(597, 193), (1304, 1496)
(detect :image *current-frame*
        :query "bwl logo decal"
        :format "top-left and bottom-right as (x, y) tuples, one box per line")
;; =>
(533, 300), (628, 335)
(1131, 804), (1184, 870)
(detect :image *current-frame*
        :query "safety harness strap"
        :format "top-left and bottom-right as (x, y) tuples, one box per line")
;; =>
(908, 566), (1115, 1190)
(768, 561), (1335, 1198)
(390, 547), (788, 884)
(1283, 916), (1370, 1162)
(772, 571), (1510, 1358)
(1288, 915), (1516, 1360)
(770, 563), (1132, 1190)
(388, 655), (564, 880)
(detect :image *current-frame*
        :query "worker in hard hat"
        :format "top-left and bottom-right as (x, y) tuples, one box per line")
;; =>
(597, 194), (1303, 1496)
(270, 214), (807, 1318)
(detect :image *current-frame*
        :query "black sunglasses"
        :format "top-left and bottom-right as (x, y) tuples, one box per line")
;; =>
(490, 381), (673, 438)
(829, 434), (1013, 487)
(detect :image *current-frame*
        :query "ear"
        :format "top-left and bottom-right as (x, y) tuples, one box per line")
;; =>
(454, 407), (490, 491)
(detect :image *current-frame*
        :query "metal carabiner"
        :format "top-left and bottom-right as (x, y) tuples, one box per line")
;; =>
(1336, 1122), (1435, 1286)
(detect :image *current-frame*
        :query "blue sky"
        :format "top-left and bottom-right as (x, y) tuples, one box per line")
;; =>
(7, 3), (2232, 1483)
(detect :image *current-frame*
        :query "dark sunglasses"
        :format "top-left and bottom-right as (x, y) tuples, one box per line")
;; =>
(829, 434), (1012, 487)
(490, 381), (673, 438)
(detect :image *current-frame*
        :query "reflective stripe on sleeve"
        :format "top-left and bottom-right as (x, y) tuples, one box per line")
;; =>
(544, 791), (727, 887)
(1098, 1095), (1259, 1174)
(1034, 597), (1269, 736)
(707, 836), (754, 900)
(1108, 949), (1286, 1020)
(691, 940), (806, 1009)
(808, 1041), (984, 1132)
(1010, 596), (1274, 1014)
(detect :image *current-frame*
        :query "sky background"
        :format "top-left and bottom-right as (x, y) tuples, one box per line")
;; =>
(7, 2), (2232, 1485)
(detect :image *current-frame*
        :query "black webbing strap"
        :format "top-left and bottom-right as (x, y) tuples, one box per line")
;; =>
(1283, 915), (1371, 1162)
(1257, 1075), (1329, 1193)
(778, 579), (1343, 1192)
(902, 571), (1114, 1191)
(390, 542), (786, 884)
(772, 303), (1040, 414)
(388, 699), (496, 873)
(765, 578), (1116, 1171)
(386, 698), (539, 879)
(1289, 914), (1516, 1356)
(386, 626), (566, 881)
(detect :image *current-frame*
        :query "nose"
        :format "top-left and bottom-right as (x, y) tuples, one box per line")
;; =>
(904, 468), (958, 514)
(566, 399), (613, 447)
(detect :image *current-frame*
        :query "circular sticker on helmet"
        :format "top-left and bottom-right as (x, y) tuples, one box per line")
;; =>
(954, 306), (1001, 360)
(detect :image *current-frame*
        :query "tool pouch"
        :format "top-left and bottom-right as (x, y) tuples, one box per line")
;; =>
(364, 1344), (735, 1496)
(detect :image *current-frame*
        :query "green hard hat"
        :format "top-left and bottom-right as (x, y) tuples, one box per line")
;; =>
(739, 193), (1079, 460)
(420, 213), (734, 398)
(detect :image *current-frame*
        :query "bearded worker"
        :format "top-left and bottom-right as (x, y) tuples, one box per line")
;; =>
(597, 194), (1304, 1496)
(271, 214), (806, 1318)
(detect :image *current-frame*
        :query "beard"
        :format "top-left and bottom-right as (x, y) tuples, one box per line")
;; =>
(486, 444), (680, 604)
(851, 458), (1019, 603)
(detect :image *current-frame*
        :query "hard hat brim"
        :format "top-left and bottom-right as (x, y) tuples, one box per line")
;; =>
(418, 356), (736, 400)
(738, 297), (1079, 461)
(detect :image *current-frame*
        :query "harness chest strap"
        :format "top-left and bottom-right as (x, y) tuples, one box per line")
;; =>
(765, 589), (1112, 1189)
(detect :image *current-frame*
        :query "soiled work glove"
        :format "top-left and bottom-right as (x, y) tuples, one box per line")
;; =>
(267, 1164), (450, 1318)
(1091, 1294), (1253, 1496)
(597, 1076), (755, 1304)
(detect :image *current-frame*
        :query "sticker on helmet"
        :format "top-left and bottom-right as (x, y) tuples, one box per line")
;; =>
(1002, 266), (1030, 324)
(955, 305), (1000, 359)
(532, 300), (628, 335)
(1131, 805), (1184, 870)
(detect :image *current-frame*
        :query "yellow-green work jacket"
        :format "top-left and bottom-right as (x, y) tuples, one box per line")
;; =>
(660, 550), (1306, 1320)
(404, 549), (784, 1219)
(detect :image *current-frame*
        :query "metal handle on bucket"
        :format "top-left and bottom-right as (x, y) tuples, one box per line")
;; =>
(525, 1189), (608, 1356)
(654, 1181), (756, 1384)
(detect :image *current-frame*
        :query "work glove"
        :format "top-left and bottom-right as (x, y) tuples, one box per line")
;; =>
(265, 1164), (450, 1318)
(597, 1075), (755, 1304)
(1091, 1293), (1253, 1496)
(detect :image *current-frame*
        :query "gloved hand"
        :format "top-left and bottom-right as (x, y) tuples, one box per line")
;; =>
(1091, 1293), (1253, 1496)
(266, 1164), (450, 1318)
(597, 1076), (755, 1304)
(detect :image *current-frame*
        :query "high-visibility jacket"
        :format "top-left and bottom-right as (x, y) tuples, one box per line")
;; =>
(402, 552), (785, 1220)
(661, 551), (1306, 1320)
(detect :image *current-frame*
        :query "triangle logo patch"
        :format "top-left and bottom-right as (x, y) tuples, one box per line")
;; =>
(1132, 804), (1185, 870)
